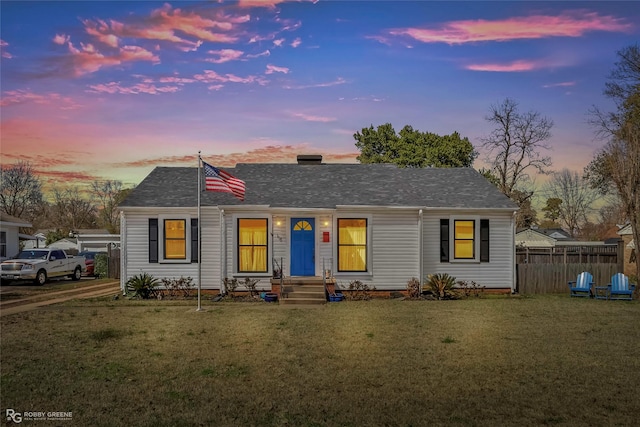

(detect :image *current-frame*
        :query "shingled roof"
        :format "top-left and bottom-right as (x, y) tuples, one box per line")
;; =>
(119, 163), (517, 210)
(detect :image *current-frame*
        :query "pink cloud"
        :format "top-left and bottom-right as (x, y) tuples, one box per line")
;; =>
(83, 19), (120, 47)
(273, 38), (285, 47)
(284, 77), (347, 89)
(1, 90), (82, 109)
(59, 39), (159, 76)
(120, 145), (358, 168)
(265, 64), (289, 74)
(52, 34), (70, 45)
(1, 39), (12, 59)
(291, 37), (302, 48)
(389, 11), (633, 45)
(290, 112), (336, 122)
(247, 49), (270, 58)
(465, 60), (541, 72)
(148, 4), (246, 43)
(194, 69), (267, 86)
(80, 4), (250, 53)
(87, 82), (180, 95)
(238, 0), (286, 8)
(205, 48), (244, 63)
(543, 81), (577, 88)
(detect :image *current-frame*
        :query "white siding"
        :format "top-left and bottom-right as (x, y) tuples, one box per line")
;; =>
(423, 211), (514, 290)
(122, 208), (221, 290)
(122, 207), (515, 293)
(333, 210), (420, 291)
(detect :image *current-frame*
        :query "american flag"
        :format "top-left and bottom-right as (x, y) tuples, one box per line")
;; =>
(202, 161), (245, 201)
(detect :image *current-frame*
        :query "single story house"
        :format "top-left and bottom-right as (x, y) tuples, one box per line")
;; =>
(47, 238), (78, 253)
(118, 156), (519, 295)
(515, 227), (573, 247)
(0, 213), (32, 261)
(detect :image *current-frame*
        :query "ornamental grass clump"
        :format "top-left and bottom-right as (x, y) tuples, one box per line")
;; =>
(126, 272), (159, 299)
(425, 273), (456, 300)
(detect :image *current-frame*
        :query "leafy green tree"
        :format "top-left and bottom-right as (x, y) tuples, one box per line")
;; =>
(354, 123), (477, 168)
(542, 198), (563, 223)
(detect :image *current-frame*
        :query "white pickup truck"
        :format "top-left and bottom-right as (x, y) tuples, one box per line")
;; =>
(0, 248), (86, 285)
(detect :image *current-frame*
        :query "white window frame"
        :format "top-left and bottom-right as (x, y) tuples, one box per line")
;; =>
(334, 214), (373, 276)
(449, 215), (480, 263)
(158, 215), (192, 264)
(232, 214), (272, 277)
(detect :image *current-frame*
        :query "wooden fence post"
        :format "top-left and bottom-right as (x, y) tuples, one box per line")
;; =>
(617, 240), (624, 273)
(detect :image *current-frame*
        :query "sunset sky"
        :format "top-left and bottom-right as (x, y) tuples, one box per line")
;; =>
(1, 1), (638, 196)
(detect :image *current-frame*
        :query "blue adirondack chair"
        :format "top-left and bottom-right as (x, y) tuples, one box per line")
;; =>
(568, 272), (593, 298)
(601, 273), (635, 301)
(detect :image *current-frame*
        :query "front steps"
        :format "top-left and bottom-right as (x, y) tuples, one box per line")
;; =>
(275, 277), (332, 305)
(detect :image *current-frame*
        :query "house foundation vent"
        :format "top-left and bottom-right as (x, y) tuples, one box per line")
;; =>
(297, 154), (323, 165)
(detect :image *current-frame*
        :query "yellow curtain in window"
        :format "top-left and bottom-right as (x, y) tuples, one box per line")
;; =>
(338, 219), (366, 271)
(454, 220), (474, 259)
(239, 219), (267, 272)
(165, 220), (186, 259)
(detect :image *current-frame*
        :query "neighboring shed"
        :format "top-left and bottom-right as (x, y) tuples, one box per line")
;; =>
(119, 157), (519, 294)
(75, 229), (120, 252)
(515, 229), (556, 248)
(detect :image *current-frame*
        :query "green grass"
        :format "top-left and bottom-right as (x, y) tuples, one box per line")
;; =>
(1, 295), (639, 426)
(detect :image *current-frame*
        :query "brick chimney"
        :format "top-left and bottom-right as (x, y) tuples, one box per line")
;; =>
(296, 154), (323, 165)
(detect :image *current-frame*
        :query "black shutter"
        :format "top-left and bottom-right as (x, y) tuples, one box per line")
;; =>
(191, 218), (198, 263)
(480, 219), (490, 262)
(440, 219), (449, 262)
(149, 219), (158, 263)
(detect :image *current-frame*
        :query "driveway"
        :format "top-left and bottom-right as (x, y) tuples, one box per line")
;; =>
(0, 280), (121, 317)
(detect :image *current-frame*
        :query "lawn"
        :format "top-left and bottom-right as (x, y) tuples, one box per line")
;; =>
(1, 295), (638, 426)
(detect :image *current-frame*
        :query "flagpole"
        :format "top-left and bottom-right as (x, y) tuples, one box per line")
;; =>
(197, 151), (203, 312)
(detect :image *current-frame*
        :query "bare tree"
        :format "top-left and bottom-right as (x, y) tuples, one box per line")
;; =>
(0, 161), (45, 223)
(50, 186), (98, 234)
(586, 44), (640, 283)
(482, 98), (554, 199)
(545, 169), (598, 237)
(91, 180), (128, 233)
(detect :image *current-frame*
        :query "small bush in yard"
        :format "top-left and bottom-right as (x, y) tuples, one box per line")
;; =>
(223, 277), (239, 298)
(406, 277), (421, 299)
(94, 254), (108, 278)
(126, 273), (159, 299)
(425, 273), (456, 300)
(457, 280), (485, 298)
(161, 276), (195, 299)
(243, 277), (260, 297)
(346, 280), (376, 301)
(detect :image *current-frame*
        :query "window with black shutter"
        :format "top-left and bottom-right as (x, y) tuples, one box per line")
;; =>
(440, 219), (449, 262)
(149, 218), (158, 263)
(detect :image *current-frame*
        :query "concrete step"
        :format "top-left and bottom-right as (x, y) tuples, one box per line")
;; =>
(280, 297), (326, 305)
(284, 284), (325, 293)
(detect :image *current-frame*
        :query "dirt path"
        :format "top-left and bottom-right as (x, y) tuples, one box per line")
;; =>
(0, 281), (121, 317)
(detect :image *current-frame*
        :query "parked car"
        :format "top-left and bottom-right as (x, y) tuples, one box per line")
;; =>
(79, 251), (107, 277)
(1, 248), (86, 285)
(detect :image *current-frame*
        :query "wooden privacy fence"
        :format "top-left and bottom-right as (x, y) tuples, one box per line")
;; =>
(517, 264), (619, 294)
(516, 244), (622, 265)
(516, 242), (624, 294)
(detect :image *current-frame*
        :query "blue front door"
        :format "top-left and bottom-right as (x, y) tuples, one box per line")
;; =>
(291, 218), (315, 276)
